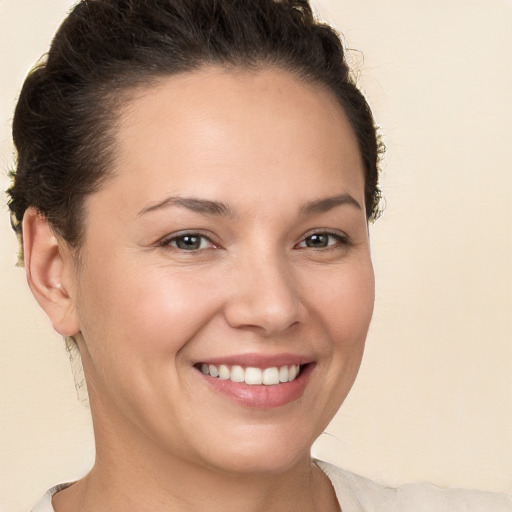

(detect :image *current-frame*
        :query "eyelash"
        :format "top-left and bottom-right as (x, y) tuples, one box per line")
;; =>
(295, 231), (350, 250)
(159, 232), (216, 252)
(159, 230), (350, 253)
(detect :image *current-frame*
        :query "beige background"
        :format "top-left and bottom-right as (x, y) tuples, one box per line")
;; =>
(1, 0), (511, 510)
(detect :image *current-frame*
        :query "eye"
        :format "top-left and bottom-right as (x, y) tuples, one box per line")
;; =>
(161, 233), (216, 251)
(296, 232), (348, 249)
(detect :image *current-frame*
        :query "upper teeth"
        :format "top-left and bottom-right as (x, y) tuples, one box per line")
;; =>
(200, 364), (301, 385)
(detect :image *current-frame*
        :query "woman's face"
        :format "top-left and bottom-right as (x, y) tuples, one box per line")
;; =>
(71, 67), (374, 474)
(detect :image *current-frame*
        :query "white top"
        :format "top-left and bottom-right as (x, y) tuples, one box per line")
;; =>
(32, 460), (512, 512)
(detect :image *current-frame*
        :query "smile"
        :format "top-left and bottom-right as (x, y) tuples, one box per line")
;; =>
(199, 364), (302, 385)
(195, 359), (314, 408)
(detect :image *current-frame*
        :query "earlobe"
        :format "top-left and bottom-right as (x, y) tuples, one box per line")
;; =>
(22, 208), (80, 337)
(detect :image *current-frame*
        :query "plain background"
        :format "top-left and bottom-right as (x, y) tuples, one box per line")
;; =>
(1, 0), (511, 510)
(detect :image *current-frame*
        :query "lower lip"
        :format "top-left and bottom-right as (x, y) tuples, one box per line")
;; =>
(198, 364), (314, 409)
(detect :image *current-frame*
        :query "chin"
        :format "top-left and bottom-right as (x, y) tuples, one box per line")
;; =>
(208, 449), (309, 476)
(191, 424), (317, 476)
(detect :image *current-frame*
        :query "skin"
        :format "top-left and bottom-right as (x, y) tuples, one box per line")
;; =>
(23, 67), (375, 512)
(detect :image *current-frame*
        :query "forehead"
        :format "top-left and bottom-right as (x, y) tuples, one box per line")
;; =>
(93, 67), (365, 217)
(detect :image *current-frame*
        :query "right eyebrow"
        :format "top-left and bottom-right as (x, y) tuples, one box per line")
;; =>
(137, 196), (233, 217)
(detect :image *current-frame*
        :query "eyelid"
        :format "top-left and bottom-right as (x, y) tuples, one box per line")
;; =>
(157, 229), (349, 251)
(158, 230), (218, 250)
(295, 229), (350, 249)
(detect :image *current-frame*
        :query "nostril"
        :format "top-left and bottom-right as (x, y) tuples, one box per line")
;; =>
(223, 292), (301, 335)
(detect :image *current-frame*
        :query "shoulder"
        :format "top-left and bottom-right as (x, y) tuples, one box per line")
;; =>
(31, 483), (74, 512)
(315, 459), (512, 512)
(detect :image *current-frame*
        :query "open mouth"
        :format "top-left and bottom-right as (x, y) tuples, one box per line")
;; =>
(195, 363), (305, 386)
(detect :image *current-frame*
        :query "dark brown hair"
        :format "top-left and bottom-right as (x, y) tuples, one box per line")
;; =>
(7, 0), (383, 256)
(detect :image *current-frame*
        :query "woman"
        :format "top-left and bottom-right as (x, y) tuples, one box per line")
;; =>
(5, 1), (511, 511)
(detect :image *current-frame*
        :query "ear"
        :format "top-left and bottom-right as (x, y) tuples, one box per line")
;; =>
(22, 208), (80, 337)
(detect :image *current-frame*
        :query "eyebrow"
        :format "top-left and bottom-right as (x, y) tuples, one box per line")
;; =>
(138, 196), (233, 217)
(138, 192), (361, 218)
(299, 193), (362, 215)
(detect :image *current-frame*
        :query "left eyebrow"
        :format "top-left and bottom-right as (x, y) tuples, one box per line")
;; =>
(299, 193), (362, 215)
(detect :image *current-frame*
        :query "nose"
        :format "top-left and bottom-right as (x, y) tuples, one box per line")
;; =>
(223, 252), (302, 337)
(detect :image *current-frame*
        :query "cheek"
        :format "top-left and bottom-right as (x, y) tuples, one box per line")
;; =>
(296, 260), (374, 427)
(74, 261), (223, 421)
(78, 262), (221, 357)
(311, 260), (375, 345)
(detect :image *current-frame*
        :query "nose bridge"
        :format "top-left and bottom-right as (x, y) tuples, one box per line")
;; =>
(224, 246), (301, 335)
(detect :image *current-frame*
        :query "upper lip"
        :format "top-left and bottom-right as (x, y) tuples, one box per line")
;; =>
(195, 352), (314, 368)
